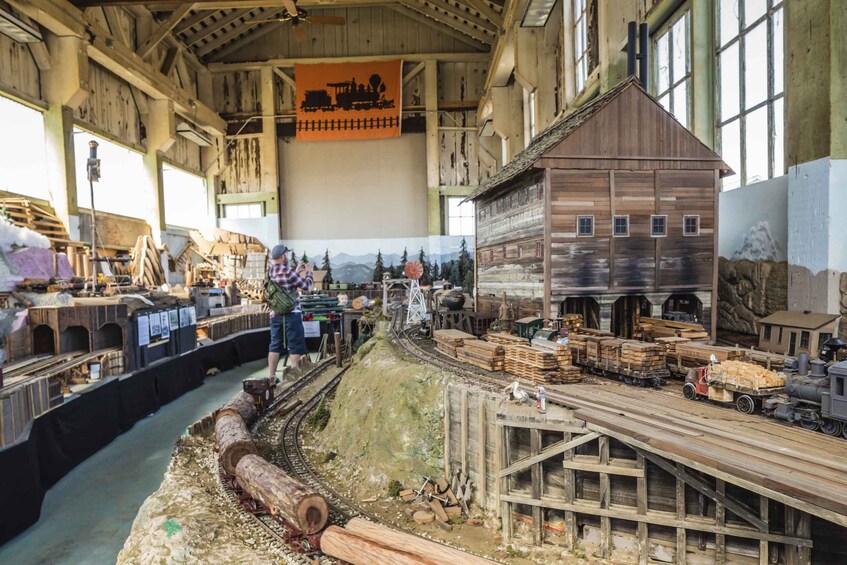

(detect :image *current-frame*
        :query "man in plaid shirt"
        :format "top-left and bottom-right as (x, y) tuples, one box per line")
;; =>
(267, 244), (313, 379)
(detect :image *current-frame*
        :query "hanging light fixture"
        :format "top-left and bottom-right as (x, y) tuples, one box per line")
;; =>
(0, 8), (42, 43)
(520, 0), (557, 28)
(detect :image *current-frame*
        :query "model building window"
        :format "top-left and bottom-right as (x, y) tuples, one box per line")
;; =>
(717, 0), (784, 190)
(577, 215), (594, 237)
(163, 165), (208, 229)
(683, 215), (700, 236)
(74, 128), (146, 219)
(820, 332), (832, 347)
(447, 197), (475, 236)
(778, 327), (783, 343)
(573, 0), (590, 93)
(800, 331), (810, 350)
(763, 324), (772, 341)
(223, 203), (263, 219)
(0, 95), (49, 200)
(613, 215), (629, 237)
(651, 215), (667, 237)
(654, 9), (691, 128)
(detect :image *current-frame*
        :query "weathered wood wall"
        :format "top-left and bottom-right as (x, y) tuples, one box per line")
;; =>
(0, 33), (41, 101)
(475, 180), (545, 317)
(164, 135), (203, 173)
(217, 6), (485, 62)
(222, 136), (262, 194)
(437, 61), (487, 187)
(74, 62), (143, 148)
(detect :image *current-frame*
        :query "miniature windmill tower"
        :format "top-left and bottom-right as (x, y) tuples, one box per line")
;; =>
(404, 260), (427, 325)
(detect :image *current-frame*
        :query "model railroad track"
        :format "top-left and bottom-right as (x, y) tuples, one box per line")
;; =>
(1, 347), (122, 392)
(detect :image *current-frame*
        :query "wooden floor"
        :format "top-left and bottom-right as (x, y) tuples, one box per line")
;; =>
(545, 384), (847, 527)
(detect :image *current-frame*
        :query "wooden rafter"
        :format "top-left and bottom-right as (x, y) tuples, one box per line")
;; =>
(86, 0), (388, 8)
(174, 9), (217, 33)
(403, 60), (425, 84)
(459, 0), (501, 27)
(195, 7), (284, 57)
(160, 45), (179, 74)
(398, 0), (492, 45)
(184, 8), (252, 45)
(389, 5), (486, 51)
(420, 0), (497, 34)
(137, 4), (194, 58)
(205, 15), (282, 60)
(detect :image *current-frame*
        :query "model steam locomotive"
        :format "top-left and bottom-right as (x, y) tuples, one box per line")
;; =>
(301, 74), (395, 112)
(763, 338), (847, 439)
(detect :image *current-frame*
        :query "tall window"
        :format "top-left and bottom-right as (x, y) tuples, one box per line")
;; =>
(74, 128), (146, 219)
(162, 165), (209, 229)
(0, 96), (49, 200)
(447, 197), (474, 236)
(655, 10), (691, 128)
(717, 0), (784, 190)
(573, 0), (589, 93)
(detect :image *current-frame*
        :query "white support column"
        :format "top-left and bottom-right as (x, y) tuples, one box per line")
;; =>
(259, 66), (280, 236)
(425, 59), (440, 236)
(143, 99), (176, 243)
(42, 35), (90, 240)
(198, 68), (224, 229)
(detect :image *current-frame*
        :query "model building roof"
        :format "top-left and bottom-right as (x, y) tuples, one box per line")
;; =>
(759, 311), (840, 330)
(468, 77), (732, 202)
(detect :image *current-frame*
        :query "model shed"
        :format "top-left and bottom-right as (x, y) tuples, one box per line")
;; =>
(758, 310), (841, 358)
(469, 78), (731, 338)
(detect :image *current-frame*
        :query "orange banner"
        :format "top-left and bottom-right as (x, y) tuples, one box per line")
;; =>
(295, 60), (402, 142)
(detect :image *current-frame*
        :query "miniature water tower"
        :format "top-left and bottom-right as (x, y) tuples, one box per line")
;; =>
(404, 261), (427, 325)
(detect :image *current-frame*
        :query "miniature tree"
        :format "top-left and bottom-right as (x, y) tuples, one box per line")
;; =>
(372, 250), (385, 282)
(399, 247), (408, 273)
(457, 238), (472, 286)
(301, 251), (309, 264)
(418, 247), (431, 285)
(321, 249), (333, 284)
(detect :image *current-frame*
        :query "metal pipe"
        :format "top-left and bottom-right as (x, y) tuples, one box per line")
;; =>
(87, 141), (99, 294)
(638, 23), (650, 86)
(626, 22), (637, 77)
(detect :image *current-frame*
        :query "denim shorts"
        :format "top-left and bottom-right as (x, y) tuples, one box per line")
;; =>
(269, 312), (308, 355)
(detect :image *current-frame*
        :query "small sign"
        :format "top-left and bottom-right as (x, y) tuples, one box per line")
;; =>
(149, 312), (161, 337)
(303, 320), (320, 338)
(188, 307), (197, 325)
(137, 315), (150, 347)
(160, 312), (170, 339)
(179, 308), (190, 328)
(169, 310), (179, 331)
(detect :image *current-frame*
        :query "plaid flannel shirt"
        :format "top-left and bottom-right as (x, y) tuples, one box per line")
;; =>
(268, 263), (313, 315)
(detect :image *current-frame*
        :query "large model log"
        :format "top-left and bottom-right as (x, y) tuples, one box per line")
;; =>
(345, 518), (499, 564)
(217, 390), (258, 426)
(320, 526), (436, 565)
(235, 454), (328, 534)
(215, 413), (258, 475)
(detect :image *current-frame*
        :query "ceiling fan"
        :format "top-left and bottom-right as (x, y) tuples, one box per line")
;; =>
(248, 0), (345, 41)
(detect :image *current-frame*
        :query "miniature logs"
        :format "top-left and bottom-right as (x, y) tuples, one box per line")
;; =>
(320, 526), (435, 565)
(344, 518), (500, 564)
(215, 413), (258, 475)
(217, 390), (258, 426)
(235, 454), (328, 534)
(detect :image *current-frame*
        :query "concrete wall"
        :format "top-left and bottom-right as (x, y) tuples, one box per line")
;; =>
(719, 175), (788, 261)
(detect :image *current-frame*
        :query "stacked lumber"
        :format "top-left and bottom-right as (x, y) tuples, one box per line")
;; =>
(529, 340), (582, 382)
(484, 332), (527, 347)
(742, 349), (790, 371)
(0, 197), (71, 244)
(560, 313), (584, 332)
(585, 336), (615, 361)
(456, 340), (505, 371)
(620, 342), (666, 371)
(433, 329), (477, 357)
(196, 311), (270, 341)
(128, 235), (166, 288)
(707, 361), (786, 391)
(599, 339), (625, 364)
(504, 345), (573, 384)
(639, 317), (709, 340)
(654, 336), (690, 353)
(568, 334), (588, 363)
(576, 328), (615, 338)
(506, 345), (558, 369)
(673, 343), (743, 365)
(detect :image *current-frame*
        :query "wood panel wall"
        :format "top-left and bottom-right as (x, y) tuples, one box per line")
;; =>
(218, 6), (484, 62)
(0, 33), (41, 101)
(164, 135), (203, 173)
(74, 62), (143, 148)
(222, 136), (262, 194)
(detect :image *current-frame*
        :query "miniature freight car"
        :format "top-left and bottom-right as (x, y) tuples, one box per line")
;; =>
(682, 362), (785, 414)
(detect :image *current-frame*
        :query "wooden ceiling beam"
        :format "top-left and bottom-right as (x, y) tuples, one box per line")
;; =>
(12, 11), (52, 69)
(82, 0), (389, 9)
(398, 0), (492, 45)
(137, 4), (194, 58)
(184, 8), (252, 45)
(174, 9), (217, 33)
(418, 0), (497, 34)
(389, 6), (485, 51)
(205, 18), (282, 60)
(195, 7), (284, 57)
(458, 0), (501, 27)
(208, 52), (490, 70)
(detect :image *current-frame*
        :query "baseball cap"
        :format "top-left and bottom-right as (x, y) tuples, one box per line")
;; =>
(270, 244), (290, 259)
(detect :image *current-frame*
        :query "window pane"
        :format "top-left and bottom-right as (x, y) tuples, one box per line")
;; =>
(657, 32), (670, 93)
(773, 97), (784, 176)
(720, 43), (740, 120)
(672, 17), (688, 82)
(0, 97), (49, 200)
(163, 166), (208, 228)
(575, 18), (585, 56)
(249, 204), (262, 218)
(448, 217), (462, 236)
(720, 118), (742, 190)
(744, 22), (768, 109)
(448, 197), (461, 216)
(74, 130), (146, 219)
(772, 8), (784, 95)
(745, 105), (769, 184)
(745, 0), (767, 26)
(720, 0), (740, 46)
(673, 81), (689, 128)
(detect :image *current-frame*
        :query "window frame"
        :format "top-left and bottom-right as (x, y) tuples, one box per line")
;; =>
(162, 163), (209, 229)
(800, 331), (810, 350)
(612, 215), (630, 237)
(573, 0), (589, 95)
(650, 214), (668, 237)
(683, 214), (700, 236)
(0, 93), (50, 200)
(716, 0), (784, 190)
(576, 214), (595, 237)
(653, 6), (692, 127)
(446, 196), (475, 237)
(763, 324), (772, 341)
(223, 202), (265, 219)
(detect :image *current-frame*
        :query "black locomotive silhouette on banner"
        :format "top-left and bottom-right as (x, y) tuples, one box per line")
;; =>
(300, 74), (396, 113)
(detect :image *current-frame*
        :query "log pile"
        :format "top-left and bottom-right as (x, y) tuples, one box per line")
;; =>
(217, 390), (258, 426)
(215, 412), (258, 474)
(128, 235), (166, 288)
(707, 361), (786, 391)
(639, 317), (709, 340)
(235, 454), (328, 534)
(395, 475), (468, 530)
(620, 342), (666, 371)
(456, 340), (505, 372)
(484, 332), (527, 347)
(560, 313), (584, 332)
(433, 329), (477, 357)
